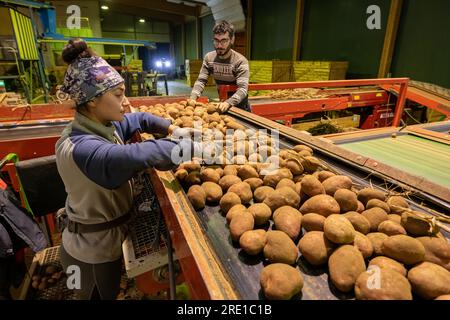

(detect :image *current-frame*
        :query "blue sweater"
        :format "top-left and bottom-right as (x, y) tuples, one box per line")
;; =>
(55, 112), (191, 263)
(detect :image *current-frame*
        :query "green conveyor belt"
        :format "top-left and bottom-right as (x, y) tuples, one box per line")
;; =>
(339, 134), (450, 188)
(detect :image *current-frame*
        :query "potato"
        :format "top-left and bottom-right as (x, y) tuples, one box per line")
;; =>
(226, 121), (246, 131)
(435, 294), (450, 300)
(218, 175), (242, 192)
(187, 185), (207, 210)
(334, 189), (358, 213)
(228, 182), (253, 204)
(299, 194), (340, 217)
(302, 156), (321, 173)
(417, 236), (450, 271)
(298, 231), (335, 265)
(239, 229), (267, 255)
(201, 182), (223, 204)
(200, 168), (220, 184)
(301, 175), (325, 197)
(285, 159), (304, 175)
(343, 211), (371, 235)
(263, 187), (300, 211)
(238, 164), (259, 180)
(253, 186), (275, 203)
(367, 232), (389, 256)
(387, 196), (409, 214)
(324, 214), (356, 244)
(328, 245), (366, 293)
(174, 169), (188, 181)
(378, 220), (406, 236)
(369, 256), (407, 276)
(408, 262), (450, 299)
(357, 188), (386, 206)
(356, 201), (365, 213)
(355, 268), (412, 300)
(293, 144), (313, 154)
(185, 171), (202, 185)
(215, 167), (224, 178)
(366, 199), (391, 214)
(260, 263), (303, 300)
(273, 206), (302, 240)
(388, 214), (402, 224)
(32, 280), (39, 289)
(244, 178), (263, 191)
(247, 203), (272, 225)
(294, 182), (302, 195)
(353, 232), (374, 259)
(45, 265), (58, 275)
(302, 213), (326, 232)
(382, 235), (426, 265)
(401, 211), (440, 236)
(316, 171), (336, 182)
(223, 165), (239, 176)
(362, 207), (389, 232)
(263, 168), (293, 188)
(322, 175), (353, 196)
(179, 161), (201, 172)
(263, 230), (298, 265)
(229, 210), (254, 241)
(226, 204), (247, 224)
(220, 192), (241, 214)
(276, 178), (296, 191)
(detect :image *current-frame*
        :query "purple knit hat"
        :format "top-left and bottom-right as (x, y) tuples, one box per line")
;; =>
(60, 55), (124, 106)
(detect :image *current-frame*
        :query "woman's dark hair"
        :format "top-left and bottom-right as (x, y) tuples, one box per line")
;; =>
(62, 38), (95, 64)
(213, 20), (234, 38)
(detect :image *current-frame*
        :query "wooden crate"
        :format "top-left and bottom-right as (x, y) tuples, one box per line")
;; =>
(249, 60), (292, 83)
(292, 61), (348, 82)
(292, 114), (360, 132)
(186, 73), (215, 87)
(185, 59), (203, 74)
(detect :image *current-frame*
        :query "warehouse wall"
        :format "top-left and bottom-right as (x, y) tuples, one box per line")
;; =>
(201, 14), (215, 57)
(185, 20), (197, 59)
(101, 12), (170, 43)
(173, 24), (184, 68)
(301, 0), (390, 79)
(250, 0), (297, 60)
(390, 0), (450, 88)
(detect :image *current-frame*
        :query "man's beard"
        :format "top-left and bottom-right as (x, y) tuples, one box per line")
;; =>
(215, 44), (231, 57)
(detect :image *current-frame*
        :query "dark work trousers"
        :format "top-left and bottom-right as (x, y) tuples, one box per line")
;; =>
(60, 243), (122, 300)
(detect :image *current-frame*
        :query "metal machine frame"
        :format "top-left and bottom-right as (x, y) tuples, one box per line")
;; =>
(219, 78), (410, 127)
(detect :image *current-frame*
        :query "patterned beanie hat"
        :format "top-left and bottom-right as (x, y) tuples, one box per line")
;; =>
(60, 55), (124, 106)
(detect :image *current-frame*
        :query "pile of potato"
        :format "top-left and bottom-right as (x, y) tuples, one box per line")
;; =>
(138, 100), (450, 300)
(31, 264), (65, 291)
(175, 143), (450, 300)
(267, 88), (329, 100)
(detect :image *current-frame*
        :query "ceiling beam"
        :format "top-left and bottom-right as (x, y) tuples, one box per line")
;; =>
(111, 0), (201, 16)
(104, 3), (185, 23)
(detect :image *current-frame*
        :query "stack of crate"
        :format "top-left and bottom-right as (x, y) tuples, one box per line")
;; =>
(185, 59), (214, 87)
(292, 61), (348, 82)
(249, 60), (292, 83)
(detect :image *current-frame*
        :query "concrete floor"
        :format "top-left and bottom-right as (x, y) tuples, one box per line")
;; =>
(157, 79), (219, 101)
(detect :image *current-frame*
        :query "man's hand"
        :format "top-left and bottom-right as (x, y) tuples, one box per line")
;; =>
(186, 98), (197, 107)
(218, 101), (231, 113)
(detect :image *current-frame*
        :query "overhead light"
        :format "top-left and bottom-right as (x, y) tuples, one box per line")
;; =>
(101, 5), (109, 10)
(139, 18), (146, 23)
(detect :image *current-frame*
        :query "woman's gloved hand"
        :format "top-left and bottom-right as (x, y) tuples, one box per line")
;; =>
(169, 125), (202, 139)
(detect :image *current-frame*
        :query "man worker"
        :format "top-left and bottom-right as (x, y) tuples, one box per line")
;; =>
(189, 20), (250, 113)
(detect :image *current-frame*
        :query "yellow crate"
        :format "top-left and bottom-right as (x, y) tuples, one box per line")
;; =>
(249, 60), (292, 83)
(186, 73), (215, 87)
(292, 61), (348, 82)
(185, 59), (203, 74)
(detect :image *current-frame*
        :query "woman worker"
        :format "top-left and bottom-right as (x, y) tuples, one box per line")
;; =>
(55, 39), (199, 300)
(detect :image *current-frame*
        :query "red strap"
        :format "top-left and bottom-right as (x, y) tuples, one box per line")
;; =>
(0, 178), (6, 190)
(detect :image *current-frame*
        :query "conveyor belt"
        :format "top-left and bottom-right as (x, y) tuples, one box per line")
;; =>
(186, 111), (449, 300)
